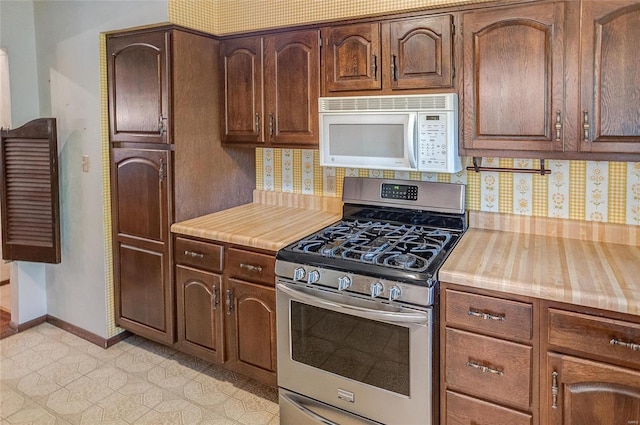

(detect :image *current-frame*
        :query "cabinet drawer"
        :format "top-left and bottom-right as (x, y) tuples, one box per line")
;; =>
(445, 289), (533, 341)
(445, 328), (532, 411)
(548, 308), (640, 369)
(446, 391), (532, 425)
(226, 248), (275, 286)
(174, 237), (224, 272)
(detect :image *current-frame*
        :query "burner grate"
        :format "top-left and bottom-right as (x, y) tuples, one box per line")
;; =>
(291, 220), (455, 273)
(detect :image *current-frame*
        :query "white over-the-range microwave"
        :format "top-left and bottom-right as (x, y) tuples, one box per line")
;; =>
(319, 93), (461, 173)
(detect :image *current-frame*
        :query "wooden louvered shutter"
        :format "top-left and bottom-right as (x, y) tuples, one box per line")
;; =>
(0, 118), (61, 263)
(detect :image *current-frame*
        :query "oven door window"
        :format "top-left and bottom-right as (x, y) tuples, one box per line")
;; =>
(290, 300), (410, 396)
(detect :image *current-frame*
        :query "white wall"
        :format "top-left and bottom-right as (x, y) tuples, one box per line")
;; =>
(1, 0), (168, 337)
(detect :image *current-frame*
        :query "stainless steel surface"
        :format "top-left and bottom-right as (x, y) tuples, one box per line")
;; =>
(279, 389), (382, 425)
(277, 281), (433, 425)
(275, 260), (435, 306)
(276, 177), (462, 425)
(277, 282), (430, 324)
(342, 176), (465, 214)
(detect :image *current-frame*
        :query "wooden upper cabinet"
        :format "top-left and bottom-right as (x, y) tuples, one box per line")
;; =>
(107, 31), (170, 144)
(323, 23), (382, 92)
(323, 17), (454, 94)
(385, 16), (453, 90)
(221, 36), (264, 144)
(579, 1), (640, 154)
(264, 30), (320, 146)
(462, 2), (566, 154)
(221, 30), (319, 147)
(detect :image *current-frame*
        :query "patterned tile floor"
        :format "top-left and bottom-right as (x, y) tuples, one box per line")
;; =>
(0, 323), (280, 424)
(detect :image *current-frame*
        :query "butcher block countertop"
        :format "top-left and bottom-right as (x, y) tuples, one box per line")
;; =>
(441, 211), (640, 316)
(171, 190), (342, 252)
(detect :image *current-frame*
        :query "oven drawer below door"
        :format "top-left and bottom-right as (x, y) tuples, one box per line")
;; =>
(279, 389), (382, 425)
(445, 328), (532, 411)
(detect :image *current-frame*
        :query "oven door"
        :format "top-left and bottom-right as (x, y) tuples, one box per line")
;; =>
(276, 280), (432, 425)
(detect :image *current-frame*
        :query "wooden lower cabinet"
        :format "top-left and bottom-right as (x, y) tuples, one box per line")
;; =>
(542, 303), (640, 425)
(173, 236), (277, 386)
(175, 265), (224, 364)
(543, 353), (640, 425)
(224, 278), (277, 386)
(441, 284), (537, 424)
(446, 391), (532, 425)
(224, 247), (277, 386)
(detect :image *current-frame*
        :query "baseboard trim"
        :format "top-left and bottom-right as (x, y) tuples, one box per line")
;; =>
(8, 314), (131, 348)
(46, 315), (131, 348)
(11, 315), (46, 332)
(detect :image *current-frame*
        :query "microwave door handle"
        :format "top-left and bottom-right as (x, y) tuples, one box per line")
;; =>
(277, 283), (429, 324)
(408, 113), (417, 169)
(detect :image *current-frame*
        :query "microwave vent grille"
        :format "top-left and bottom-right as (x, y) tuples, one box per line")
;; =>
(319, 94), (454, 112)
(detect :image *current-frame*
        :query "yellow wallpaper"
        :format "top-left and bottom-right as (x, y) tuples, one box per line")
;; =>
(168, 0), (495, 35)
(257, 149), (640, 227)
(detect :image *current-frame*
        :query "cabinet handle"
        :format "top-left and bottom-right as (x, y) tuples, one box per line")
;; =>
(158, 113), (167, 134)
(467, 308), (505, 322)
(269, 113), (274, 137)
(466, 360), (504, 376)
(240, 263), (263, 273)
(583, 110), (590, 142)
(226, 289), (233, 315)
(159, 158), (165, 182)
(255, 113), (260, 135)
(183, 250), (204, 259)
(212, 287), (219, 309)
(610, 338), (640, 351)
(372, 54), (378, 80)
(551, 371), (559, 408)
(554, 110), (562, 141)
(391, 54), (397, 81)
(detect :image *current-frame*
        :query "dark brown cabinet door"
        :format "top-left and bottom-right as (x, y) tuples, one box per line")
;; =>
(107, 31), (170, 144)
(323, 23), (382, 92)
(544, 353), (640, 425)
(176, 265), (224, 363)
(579, 1), (640, 154)
(221, 36), (264, 144)
(386, 16), (453, 90)
(225, 278), (277, 386)
(111, 148), (173, 345)
(264, 29), (320, 146)
(462, 2), (566, 153)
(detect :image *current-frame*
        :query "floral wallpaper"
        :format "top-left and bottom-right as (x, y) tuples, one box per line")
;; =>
(257, 149), (640, 226)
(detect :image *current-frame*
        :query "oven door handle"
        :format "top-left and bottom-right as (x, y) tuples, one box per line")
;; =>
(277, 283), (429, 324)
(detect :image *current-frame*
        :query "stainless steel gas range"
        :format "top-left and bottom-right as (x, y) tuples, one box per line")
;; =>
(275, 177), (467, 425)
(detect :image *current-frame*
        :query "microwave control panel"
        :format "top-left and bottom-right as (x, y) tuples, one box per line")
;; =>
(416, 112), (461, 173)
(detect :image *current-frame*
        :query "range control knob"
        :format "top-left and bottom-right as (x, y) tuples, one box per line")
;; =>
(388, 285), (402, 301)
(337, 276), (352, 291)
(370, 282), (384, 298)
(293, 267), (306, 281)
(307, 270), (320, 284)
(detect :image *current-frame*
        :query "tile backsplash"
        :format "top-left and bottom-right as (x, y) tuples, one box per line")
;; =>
(256, 149), (640, 226)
